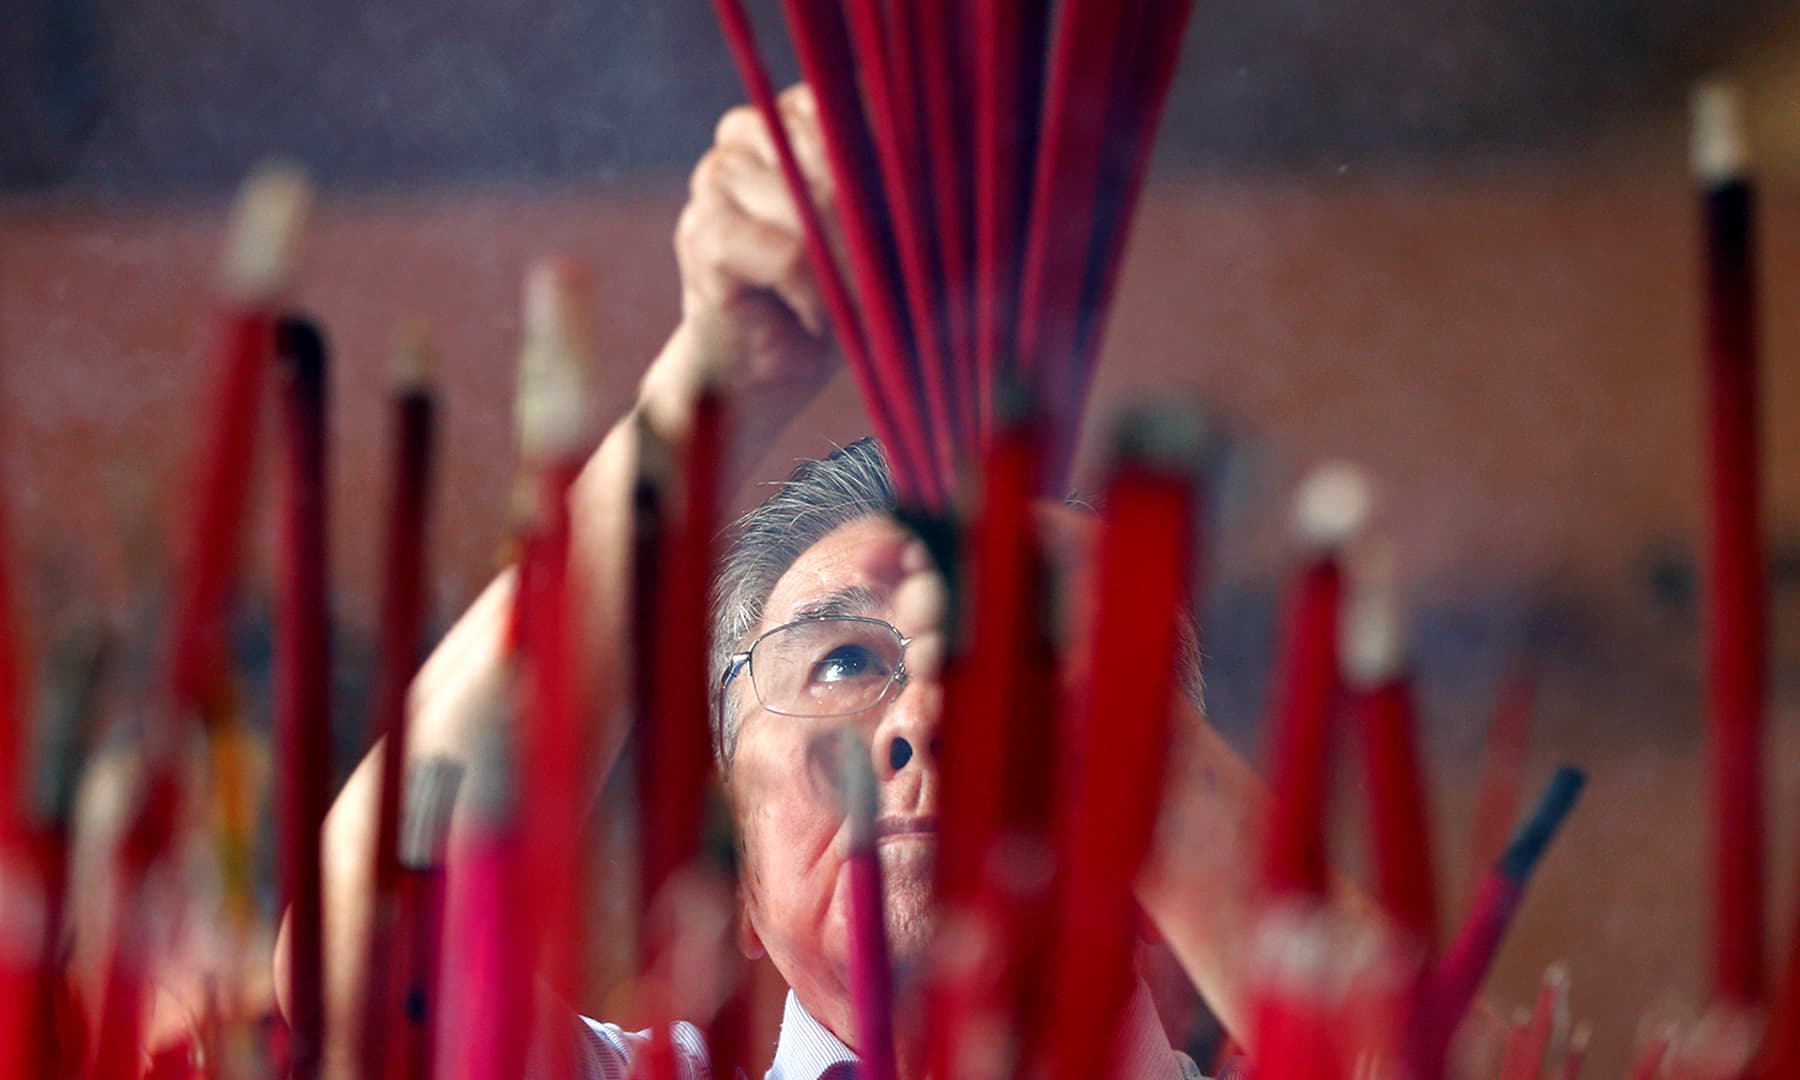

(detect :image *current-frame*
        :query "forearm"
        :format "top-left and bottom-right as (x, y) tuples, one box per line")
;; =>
(1135, 702), (1270, 1042)
(289, 319), (819, 1073)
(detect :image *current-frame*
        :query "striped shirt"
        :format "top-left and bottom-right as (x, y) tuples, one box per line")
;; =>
(573, 979), (1206, 1078)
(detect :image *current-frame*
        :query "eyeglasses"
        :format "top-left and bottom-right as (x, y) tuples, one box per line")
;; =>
(719, 615), (913, 719)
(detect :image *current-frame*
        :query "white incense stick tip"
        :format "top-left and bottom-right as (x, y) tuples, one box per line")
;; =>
(1293, 461), (1374, 550)
(1543, 960), (1569, 989)
(516, 256), (597, 460)
(1568, 1022), (1592, 1053)
(398, 756), (464, 870)
(1341, 539), (1405, 686)
(389, 317), (437, 393)
(1691, 80), (1750, 184)
(218, 161), (313, 304)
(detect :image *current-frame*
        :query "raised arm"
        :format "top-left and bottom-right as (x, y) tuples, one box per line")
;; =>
(277, 86), (841, 1076)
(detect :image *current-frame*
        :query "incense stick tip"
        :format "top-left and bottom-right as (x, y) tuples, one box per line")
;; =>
(1342, 539), (1405, 685)
(389, 317), (438, 393)
(1293, 461), (1374, 550)
(1691, 79), (1750, 184)
(219, 160), (314, 304)
(516, 255), (598, 459)
(1112, 402), (1212, 474)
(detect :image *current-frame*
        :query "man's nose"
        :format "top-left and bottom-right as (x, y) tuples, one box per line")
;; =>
(872, 672), (942, 782)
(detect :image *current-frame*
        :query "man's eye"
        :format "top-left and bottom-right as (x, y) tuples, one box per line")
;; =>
(810, 644), (885, 684)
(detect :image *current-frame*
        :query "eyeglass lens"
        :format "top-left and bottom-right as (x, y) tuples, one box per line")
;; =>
(750, 618), (905, 717)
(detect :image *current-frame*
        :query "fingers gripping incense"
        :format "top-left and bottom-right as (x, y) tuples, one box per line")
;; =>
(708, 0), (935, 506)
(779, 0), (948, 502)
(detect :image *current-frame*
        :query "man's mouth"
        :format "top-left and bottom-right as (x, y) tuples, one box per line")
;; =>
(874, 815), (939, 842)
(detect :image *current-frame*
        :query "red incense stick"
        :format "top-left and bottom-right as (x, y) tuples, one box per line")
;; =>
(0, 453), (29, 1080)
(926, 403), (1045, 1078)
(912, 0), (978, 448)
(442, 720), (531, 1080)
(641, 390), (724, 912)
(1466, 664), (1536, 908)
(515, 260), (598, 1080)
(1249, 913), (1351, 1080)
(1558, 1023), (1591, 1080)
(842, 0), (959, 477)
(1427, 767), (1586, 1067)
(389, 757), (461, 1080)
(1041, 408), (1202, 1080)
(1692, 79), (1768, 1009)
(1263, 464), (1372, 899)
(168, 165), (312, 725)
(1497, 1009), (1534, 1080)
(1017, 0), (1131, 387)
(1629, 1027), (1674, 1080)
(1765, 894), (1800, 1076)
(709, 0), (935, 505)
(1342, 542), (1439, 947)
(839, 734), (898, 1080)
(971, 0), (1052, 444)
(357, 324), (438, 1080)
(1061, 0), (1196, 481)
(274, 315), (332, 1080)
(627, 392), (725, 1080)
(778, 0), (946, 501)
(1511, 964), (1569, 1080)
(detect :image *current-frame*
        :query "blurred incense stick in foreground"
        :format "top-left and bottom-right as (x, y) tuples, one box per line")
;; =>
(1692, 77), (1768, 1012)
(358, 323), (439, 1080)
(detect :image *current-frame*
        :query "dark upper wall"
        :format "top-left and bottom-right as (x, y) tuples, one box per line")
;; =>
(0, 0), (1777, 194)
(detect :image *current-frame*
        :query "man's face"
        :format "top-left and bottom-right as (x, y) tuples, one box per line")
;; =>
(724, 515), (944, 1027)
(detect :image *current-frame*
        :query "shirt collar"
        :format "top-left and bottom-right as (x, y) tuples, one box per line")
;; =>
(766, 991), (859, 1079)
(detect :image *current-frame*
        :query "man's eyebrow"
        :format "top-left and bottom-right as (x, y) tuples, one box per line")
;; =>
(789, 584), (885, 623)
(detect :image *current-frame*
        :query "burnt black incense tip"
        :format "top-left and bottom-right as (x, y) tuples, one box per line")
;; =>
(1497, 765), (1585, 883)
(276, 314), (329, 382)
(1110, 401), (1212, 476)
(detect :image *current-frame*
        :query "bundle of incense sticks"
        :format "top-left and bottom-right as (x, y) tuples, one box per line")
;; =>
(356, 323), (439, 1079)
(1691, 79), (1768, 1013)
(710, 0), (1196, 504)
(91, 163), (313, 1080)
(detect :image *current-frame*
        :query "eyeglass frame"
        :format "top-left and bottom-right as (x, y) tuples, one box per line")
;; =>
(717, 614), (915, 721)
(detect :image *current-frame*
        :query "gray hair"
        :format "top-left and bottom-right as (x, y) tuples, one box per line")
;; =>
(707, 437), (1205, 766)
(710, 438), (897, 764)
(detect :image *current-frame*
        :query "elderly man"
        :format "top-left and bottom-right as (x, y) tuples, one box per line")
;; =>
(290, 86), (1271, 1077)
